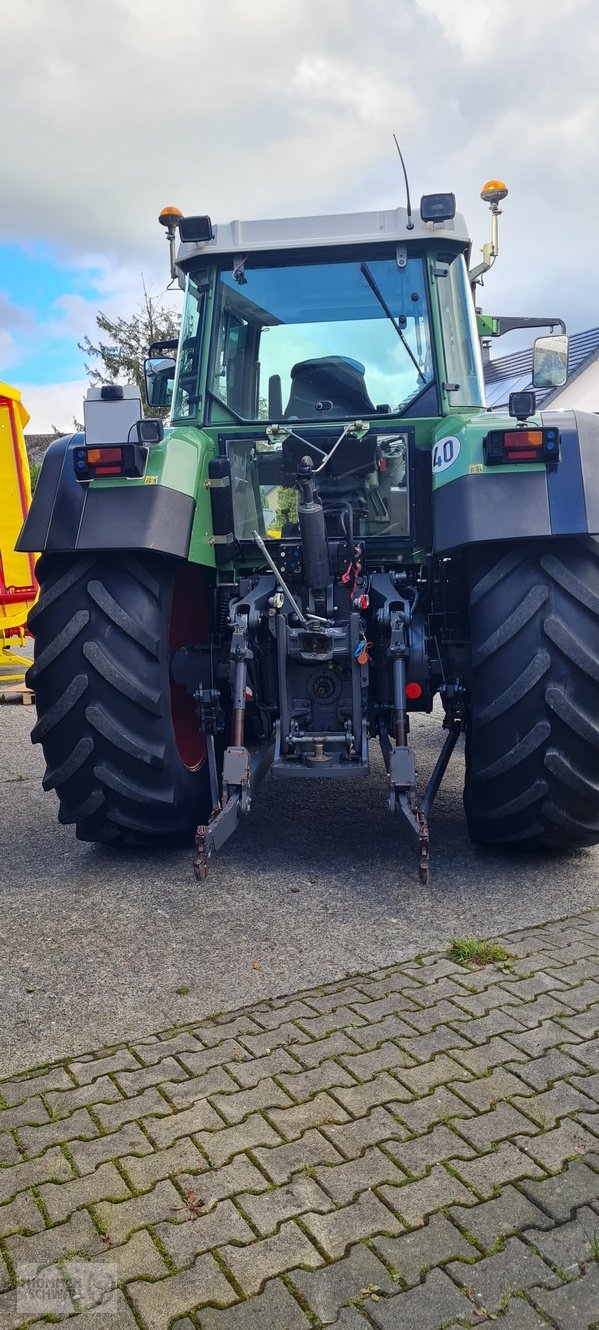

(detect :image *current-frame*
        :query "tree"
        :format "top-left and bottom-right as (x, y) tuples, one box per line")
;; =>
(78, 280), (180, 419)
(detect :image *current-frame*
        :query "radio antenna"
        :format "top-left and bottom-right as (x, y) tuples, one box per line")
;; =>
(393, 134), (414, 231)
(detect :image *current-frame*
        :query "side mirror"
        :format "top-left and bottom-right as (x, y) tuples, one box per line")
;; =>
(144, 356), (176, 409)
(533, 334), (568, 390)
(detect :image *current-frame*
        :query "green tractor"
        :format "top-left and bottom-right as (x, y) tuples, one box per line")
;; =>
(18, 180), (599, 882)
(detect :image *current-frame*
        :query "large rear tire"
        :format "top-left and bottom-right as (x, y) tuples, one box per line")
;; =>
(464, 538), (599, 848)
(27, 553), (213, 844)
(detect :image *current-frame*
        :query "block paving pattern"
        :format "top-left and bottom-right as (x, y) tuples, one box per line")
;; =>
(0, 911), (598, 1327)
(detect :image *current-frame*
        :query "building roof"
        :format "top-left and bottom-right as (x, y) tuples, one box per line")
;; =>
(484, 326), (599, 409)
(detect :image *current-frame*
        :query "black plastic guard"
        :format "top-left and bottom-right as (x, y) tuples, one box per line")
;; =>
(17, 434), (194, 559)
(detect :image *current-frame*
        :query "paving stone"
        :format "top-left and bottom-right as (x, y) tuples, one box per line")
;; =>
(505, 1021), (582, 1059)
(6, 1206), (102, 1268)
(451, 1037), (531, 1077)
(506, 1048), (587, 1091)
(367, 1267), (470, 1329)
(293, 1033), (363, 1070)
(452, 1143), (545, 1199)
(372, 1211), (474, 1284)
(501, 972), (569, 1002)
(455, 1008), (529, 1043)
(115, 1057), (191, 1096)
(294, 1007), (368, 1040)
(519, 1156), (599, 1221)
(130, 1030), (206, 1064)
(307, 986), (376, 1015)
(0, 1066), (74, 1107)
(267, 1092), (349, 1140)
(155, 1197), (254, 1267)
(510, 995), (580, 1030)
(0, 1145), (72, 1202)
(194, 1014), (266, 1046)
(198, 1277), (311, 1328)
(69, 1049), (141, 1084)
(221, 1220), (322, 1295)
(386, 1123), (474, 1177)
(94, 1178), (188, 1242)
(0, 1096), (50, 1131)
(559, 1008), (599, 1038)
(448, 1185), (552, 1250)
(18, 1107), (100, 1156)
(345, 1015), (422, 1051)
(323, 1107), (405, 1159)
(396, 976), (470, 1007)
(570, 1072), (599, 1103)
(456, 1103), (539, 1151)
(546, 959), (599, 985)
(329, 1309), (370, 1329)
(254, 1128), (344, 1184)
(394, 1085), (474, 1134)
(29, 1288), (139, 1329)
(142, 1099), (224, 1149)
(0, 1188), (45, 1237)
(70, 1121), (154, 1174)
(511, 1081), (597, 1129)
(228, 1048), (303, 1088)
(448, 1069), (529, 1114)
(291, 1242), (395, 1324)
(195, 1112), (282, 1167)
(302, 1191), (403, 1259)
(165, 1066), (240, 1109)
(395, 1026), (470, 1062)
(524, 1204), (599, 1273)
(120, 1136), (207, 1191)
(554, 979), (599, 1011)
(347, 992), (420, 1023)
(238, 1174), (333, 1234)
(0, 1133), (22, 1164)
(337, 1041), (412, 1082)
(394, 1052), (471, 1096)
(251, 1000), (320, 1029)
(236, 1024), (311, 1060)
(93, 1086), (172, 1133)
(315, 1145), (408, 1204)
(40, 1160), (131, 1223)
(177, 1154), (268, 1207)
(514, 1118), (599, 1171)
(65, 1225), (168, 1285)
(45, 1075), (125, 1118)
(129, 1253), (236, 1328)
(476, 1298), (548, 1328)
(532, 1262), (599, 1329)
(331, 1072), (410, 1118)
(211, 1077), (294, 1123)
(448, 986), (517, 1017)
(398, 999), (471, 1033)
(556, 1035), (599, 1071)
(379, 1163), (474, 1227)
(448, 1236), (557, 1312)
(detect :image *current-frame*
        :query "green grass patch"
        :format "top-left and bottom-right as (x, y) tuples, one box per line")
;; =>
(447, 936), (511, 969)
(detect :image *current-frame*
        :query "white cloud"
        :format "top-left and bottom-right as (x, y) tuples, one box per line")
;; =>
(20, 379), (88, 434)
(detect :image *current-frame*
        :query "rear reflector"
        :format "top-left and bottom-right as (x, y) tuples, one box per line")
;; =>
(483, 426), (560, 466)
(73, 443), (147, 481)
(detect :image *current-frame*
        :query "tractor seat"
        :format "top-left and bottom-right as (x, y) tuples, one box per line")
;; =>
(284, 356), (375, 420)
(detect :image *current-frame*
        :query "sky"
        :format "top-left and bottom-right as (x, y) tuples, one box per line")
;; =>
(1, 0), (598, 432)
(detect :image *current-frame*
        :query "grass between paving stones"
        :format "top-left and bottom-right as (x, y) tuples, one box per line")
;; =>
(447, 936), (512, 968)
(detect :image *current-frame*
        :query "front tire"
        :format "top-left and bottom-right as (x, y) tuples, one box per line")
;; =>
(27, 553), (213, 844)
(464, 539), (599, 848)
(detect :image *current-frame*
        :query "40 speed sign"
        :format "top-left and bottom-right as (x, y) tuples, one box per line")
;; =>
(432, 436), (461, 473)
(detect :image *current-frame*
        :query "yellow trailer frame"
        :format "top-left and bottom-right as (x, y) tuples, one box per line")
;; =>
(0, 381), (37, 642)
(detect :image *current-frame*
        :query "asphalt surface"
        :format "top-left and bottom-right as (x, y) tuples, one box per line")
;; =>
(1, 703), (597, 1078)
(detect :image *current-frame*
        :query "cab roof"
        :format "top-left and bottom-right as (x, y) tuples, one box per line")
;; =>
(176, 204), (470, 271)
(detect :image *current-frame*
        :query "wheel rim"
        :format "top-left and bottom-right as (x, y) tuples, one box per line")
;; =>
(169, 564), (209, 772)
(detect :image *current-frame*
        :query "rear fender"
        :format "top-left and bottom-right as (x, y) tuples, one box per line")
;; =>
(17, 427), (216, 565)
(432, 409), (599, 553)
